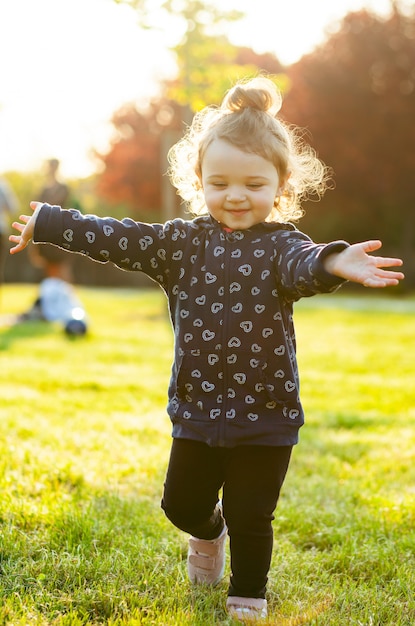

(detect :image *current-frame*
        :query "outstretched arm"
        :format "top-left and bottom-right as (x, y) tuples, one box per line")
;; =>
(323, 240), (404, 288)
(8, 201), (42, 254)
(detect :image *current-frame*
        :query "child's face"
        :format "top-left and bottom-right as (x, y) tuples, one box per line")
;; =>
(201, 139), (282, 230)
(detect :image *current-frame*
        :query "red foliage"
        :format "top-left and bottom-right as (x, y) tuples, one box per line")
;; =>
(282, 8), (415, 247)
(95, 47), (286, 217)
(95, 100), (185, 214)
(235, 47), (285, 73)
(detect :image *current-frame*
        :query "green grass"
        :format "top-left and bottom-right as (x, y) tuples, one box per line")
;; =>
(1, 284), (415, 625)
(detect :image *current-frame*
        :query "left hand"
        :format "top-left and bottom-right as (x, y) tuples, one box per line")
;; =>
(8, 201), (43, 255)
(324, 240), (404, 288)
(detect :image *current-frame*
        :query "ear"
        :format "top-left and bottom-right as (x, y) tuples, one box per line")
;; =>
(277, 171), (291, 196)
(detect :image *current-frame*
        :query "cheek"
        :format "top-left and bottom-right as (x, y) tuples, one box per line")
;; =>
(258, 190), (276, 207)
(204, 189), (222, 209)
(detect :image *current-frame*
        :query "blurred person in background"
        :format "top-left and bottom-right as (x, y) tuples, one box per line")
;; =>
(18, 159), (87, 335)
(29, 158), (73, 284)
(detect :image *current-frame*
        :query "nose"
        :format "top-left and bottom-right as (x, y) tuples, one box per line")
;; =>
(226, 188), (246, 202)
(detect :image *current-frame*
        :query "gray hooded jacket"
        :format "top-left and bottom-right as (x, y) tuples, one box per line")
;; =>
(34, 205), (348, 447)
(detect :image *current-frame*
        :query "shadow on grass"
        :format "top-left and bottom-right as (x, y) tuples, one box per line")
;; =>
(0, 318), (57, 350)
(0, 318), (87, 350)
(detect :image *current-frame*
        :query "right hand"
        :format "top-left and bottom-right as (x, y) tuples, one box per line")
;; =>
(323, 239), (404, 288)
(9, 201), (43, 255)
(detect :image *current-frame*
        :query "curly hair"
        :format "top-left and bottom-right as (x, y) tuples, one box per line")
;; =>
(167, 76), (329, 222)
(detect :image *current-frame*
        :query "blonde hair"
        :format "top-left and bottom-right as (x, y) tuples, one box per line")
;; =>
(168, 76), (329, 222)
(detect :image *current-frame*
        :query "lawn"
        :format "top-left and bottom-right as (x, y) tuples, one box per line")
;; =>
(1, 284), (415, 625)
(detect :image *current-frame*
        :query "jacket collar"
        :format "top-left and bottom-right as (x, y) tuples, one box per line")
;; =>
(193, 214), (297, 234)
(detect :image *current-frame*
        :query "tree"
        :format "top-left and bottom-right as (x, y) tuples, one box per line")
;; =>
(99, 1), (287, 217)
(114, 0), (286, 111)
(96, 42), (286, 217)
(282, 5), (415, 283)
(95, 99), (186, 219)
(100, 0), (289, 221)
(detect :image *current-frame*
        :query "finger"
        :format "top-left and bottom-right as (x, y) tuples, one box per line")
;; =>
(11, 222), (25, 234)
(11, 215), (30, 229)
(373, 257), (403, 268)
(378, 270), (404, 280)
(9, 234), (21, 243)
(360, 240), (383, 253)
(30, 201), (43, 211)
(9, 241), (25, 255)
(371, 267), (404, 280)
(364, 271), (404, 287)
(364, 277), (400, 288)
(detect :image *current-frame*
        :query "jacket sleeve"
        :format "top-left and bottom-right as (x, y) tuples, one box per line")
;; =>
(274, 229), (349, 301)
(33, 203), (175, 287)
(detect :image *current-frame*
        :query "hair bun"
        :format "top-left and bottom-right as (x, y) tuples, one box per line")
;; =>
(223, 76), (282, 116)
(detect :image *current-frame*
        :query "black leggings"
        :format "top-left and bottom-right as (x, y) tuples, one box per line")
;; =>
(161, 439), (292, 598)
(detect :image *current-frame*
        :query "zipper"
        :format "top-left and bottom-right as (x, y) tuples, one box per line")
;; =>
(218, 231), (233, 447)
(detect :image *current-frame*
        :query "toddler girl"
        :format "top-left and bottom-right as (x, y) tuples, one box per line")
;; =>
(10, 76), (403, 622)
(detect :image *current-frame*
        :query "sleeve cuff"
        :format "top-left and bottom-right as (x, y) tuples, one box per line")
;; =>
(312, 240), (350, 287)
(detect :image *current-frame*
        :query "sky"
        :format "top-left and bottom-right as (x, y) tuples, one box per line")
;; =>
(0, 0), (397, 178)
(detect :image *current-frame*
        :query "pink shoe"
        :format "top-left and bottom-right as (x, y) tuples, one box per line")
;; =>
(226, 596), (268, 622)
(187, 525), (227, 585)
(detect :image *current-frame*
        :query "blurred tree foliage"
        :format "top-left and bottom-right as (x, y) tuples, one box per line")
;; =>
(94, 44), (286, 219)
(282, 5), (415, 282)
(160, 0), (282, 113)
(6, 2), (415, 287)
(94, 99), (187, 221)
(97, 0), (286, 218)
(98, 1), (415, 286)
(113, 0), (248, 112)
